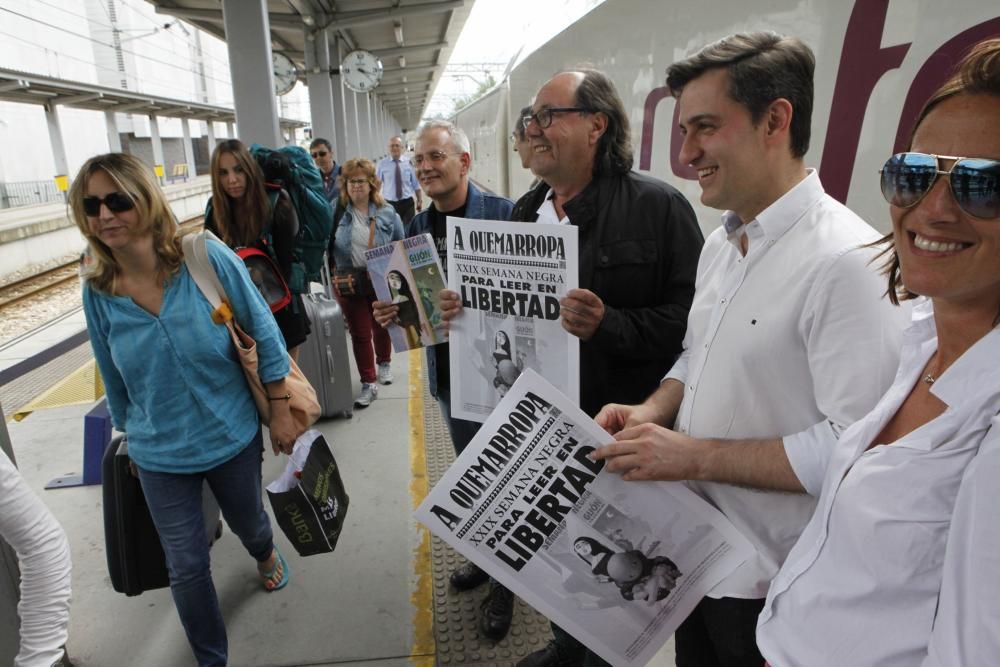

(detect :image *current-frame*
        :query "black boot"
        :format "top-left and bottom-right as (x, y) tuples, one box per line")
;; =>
(479, 581), (514, 641)
(450, 560), (489, 590)
(516, 639), (582, 667)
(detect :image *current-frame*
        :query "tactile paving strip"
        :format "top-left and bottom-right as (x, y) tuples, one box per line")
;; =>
(1, 341), (94, 421)
(421, 381), (554, 666)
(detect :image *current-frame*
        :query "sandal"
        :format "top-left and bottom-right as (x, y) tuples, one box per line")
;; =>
(258, 547), (290, 592)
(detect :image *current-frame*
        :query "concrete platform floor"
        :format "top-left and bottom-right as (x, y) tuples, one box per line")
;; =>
(6, 345), (676, 666)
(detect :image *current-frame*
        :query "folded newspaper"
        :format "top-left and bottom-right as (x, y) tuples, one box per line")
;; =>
(415, 369), (754, 666)
(365, 232), (448, 352)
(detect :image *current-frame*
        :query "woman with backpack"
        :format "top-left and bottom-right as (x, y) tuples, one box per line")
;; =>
(329, 158), (404, 408)
(206, 139), (310, 362)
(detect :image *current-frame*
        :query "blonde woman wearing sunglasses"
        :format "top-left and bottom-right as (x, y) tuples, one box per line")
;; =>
(72, 153), (296, 667)
(594, 38), (1000, 666)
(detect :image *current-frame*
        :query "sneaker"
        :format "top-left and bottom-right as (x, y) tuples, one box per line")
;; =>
(355, 382), (378, 408)
(377, 362), (394, 385)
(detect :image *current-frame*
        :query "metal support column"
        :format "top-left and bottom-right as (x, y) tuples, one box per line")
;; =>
(205, 120), (216, 151)
(181, 118), (196, 178)
(105, 110), (122, 153)
(364, 93), (375, 158)
(44, 103), (70, 195)
(331, 37), (349, 160)
(148, 114), (165, 182)
(344, 88), (360, 160)
(226, 121), (235, 139)
(221, 0), (281, 147)
(305, 27), (336, 147)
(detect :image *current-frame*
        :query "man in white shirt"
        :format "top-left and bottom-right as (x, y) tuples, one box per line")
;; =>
(592, 32), (908, 666)
(376, 136), (423, 228)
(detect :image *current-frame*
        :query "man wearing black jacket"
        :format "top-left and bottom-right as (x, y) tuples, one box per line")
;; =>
(443, 68), (704, 666)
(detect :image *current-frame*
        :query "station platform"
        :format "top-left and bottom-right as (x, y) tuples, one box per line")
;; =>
(2, 325), (677, 665)
(0, 177), (212, 283)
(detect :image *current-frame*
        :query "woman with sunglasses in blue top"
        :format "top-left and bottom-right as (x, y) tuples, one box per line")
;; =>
(596, 38), (1000, 665)
(72, 153), (296, 667)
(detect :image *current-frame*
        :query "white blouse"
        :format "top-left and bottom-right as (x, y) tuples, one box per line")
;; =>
(0, 451), (72, 667)
(758, 300), (1000, 666)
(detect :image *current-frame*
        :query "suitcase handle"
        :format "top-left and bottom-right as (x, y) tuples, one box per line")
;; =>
(325, 346), (336, 383)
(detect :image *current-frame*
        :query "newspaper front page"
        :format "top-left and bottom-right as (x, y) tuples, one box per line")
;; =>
(365, 233), (448, 352)
(446, 217), (579, 423)
(415, 370), (754, 667)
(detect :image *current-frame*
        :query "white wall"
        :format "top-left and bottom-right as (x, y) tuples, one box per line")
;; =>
(0, 0), (311, 185)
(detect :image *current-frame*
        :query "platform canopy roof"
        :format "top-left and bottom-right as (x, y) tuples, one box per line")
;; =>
(146, 0), (473, 130)
(0, 67), (307, 129)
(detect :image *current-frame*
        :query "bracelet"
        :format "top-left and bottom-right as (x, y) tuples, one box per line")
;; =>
(267, 392), (292, 401)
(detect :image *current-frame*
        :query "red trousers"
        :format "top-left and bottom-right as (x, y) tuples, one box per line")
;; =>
(336, 291), (391, 384)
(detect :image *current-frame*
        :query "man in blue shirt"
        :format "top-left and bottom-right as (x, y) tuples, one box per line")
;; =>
(376, 135), (423, 227)
(373, 120), (517, 642)
(309, 137), (340, 206)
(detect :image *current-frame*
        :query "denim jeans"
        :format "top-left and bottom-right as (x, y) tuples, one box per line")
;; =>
(138, 429), (274, 667)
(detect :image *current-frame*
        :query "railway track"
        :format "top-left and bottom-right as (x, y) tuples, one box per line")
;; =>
(0, 216), (203, 326)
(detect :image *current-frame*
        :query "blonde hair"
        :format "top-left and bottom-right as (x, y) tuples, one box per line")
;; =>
(69, 153), (182, 294)
(209, 139), (271, 247)
(338, 158), (385, 209)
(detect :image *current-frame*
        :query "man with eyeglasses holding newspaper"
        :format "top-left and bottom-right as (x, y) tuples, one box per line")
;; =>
(440, 67), (705, 667)
(373, 119), (517, 641)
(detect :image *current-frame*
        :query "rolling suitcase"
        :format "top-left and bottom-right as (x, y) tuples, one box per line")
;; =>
(299, 263), (355, 419)
(102, 435), (221, 596)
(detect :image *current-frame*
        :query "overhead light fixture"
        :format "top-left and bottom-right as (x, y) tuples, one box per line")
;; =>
(398, 55), (406, 68)
(303, 15), (315, 26)
(394, 22), (404, 46)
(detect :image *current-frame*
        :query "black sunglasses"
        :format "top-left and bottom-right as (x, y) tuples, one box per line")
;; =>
(880, 152), (1000, 219)
(82, 192), (135, 217)
(311, 150), (329, 158)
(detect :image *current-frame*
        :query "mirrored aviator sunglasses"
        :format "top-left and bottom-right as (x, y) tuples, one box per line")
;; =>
(880, 152), (1000, 219)
(82, 192), (136, 217)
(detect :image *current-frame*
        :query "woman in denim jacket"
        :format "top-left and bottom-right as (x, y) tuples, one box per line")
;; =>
(328, 157), (404, 407)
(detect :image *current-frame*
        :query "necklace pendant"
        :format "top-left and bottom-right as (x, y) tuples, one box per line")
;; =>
(923, 373), (936, 385)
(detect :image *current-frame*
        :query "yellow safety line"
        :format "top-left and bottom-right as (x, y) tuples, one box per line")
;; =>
(408, 349), (436, 666)
(11, 358), (105, 422)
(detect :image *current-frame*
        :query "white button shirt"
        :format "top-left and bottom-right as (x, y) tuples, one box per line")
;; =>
(666, 170), (909, 598)
(758, 301), (1000, 666)
(535, 187), (569, 225)
(922, 415), (1000, 666)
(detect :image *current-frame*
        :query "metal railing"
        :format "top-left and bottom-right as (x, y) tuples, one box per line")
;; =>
(0, 180), (64, 209)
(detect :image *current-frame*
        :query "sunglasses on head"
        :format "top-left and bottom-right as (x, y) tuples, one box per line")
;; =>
(82, 192), (135, 217)
(879, 152), (1000, 219)
(311, 150), (329, 158)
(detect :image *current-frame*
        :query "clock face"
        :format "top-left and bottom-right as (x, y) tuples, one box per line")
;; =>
(341, 50), (383, 93)
(272, 52), (298, 96)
